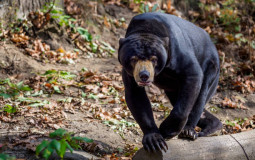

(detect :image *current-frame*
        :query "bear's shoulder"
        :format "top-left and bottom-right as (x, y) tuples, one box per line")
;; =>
(126, 13), (173, 37)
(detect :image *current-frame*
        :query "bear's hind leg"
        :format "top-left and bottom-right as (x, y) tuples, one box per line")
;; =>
(178, 84), (209, 140)
(178, 65), (219, 140)
(197, 110), (222, 137)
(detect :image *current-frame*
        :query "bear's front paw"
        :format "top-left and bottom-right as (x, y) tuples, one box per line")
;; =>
(142, 133), (168, 153)
(178, 128), (198, 140)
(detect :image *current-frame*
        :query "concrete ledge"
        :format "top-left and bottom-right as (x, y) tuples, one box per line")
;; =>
(133, 130), (255, 160)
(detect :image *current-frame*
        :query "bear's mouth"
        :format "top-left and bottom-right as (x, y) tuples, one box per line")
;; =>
(137, 81), (152, 87)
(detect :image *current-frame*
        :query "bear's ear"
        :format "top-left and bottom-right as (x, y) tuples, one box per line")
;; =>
(160, 37), (169, 48)
(119, 38), (126, 46)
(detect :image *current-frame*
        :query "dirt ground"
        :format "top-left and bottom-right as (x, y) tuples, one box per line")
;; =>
(1, 2), (255, 159)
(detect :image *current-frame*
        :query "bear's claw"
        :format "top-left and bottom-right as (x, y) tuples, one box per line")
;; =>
(142, 133), (168, 153)
(178, 128), (198, 140)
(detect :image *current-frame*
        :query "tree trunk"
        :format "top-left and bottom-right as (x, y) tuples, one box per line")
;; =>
(133, 130), (255, 160)
(0, 0), (63, 21)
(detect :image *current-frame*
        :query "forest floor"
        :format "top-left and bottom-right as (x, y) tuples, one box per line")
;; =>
(0, 0), (255, 159)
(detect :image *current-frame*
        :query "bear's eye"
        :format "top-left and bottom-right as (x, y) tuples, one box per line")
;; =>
(130, 56), (138, 65)
(150, 56), (158, 66)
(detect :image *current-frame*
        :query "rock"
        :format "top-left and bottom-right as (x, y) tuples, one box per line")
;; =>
(49, 150), (99, 160)
(36, 20), (74, 51)
(97, 3), (106, 15)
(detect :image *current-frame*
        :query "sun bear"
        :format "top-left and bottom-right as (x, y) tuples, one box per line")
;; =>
(118, 12), (222, 152)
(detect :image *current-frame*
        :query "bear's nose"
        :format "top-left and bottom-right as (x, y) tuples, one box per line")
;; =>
(139, 70), (150, 82)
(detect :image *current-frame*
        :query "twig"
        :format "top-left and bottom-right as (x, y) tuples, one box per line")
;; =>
(0, 131), (27, 135)
(39, 0), (56, 28)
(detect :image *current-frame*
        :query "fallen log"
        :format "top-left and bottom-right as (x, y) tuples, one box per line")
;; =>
(133, 130), (255, 160)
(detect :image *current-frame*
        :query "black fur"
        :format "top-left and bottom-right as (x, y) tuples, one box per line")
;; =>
(118, 12), (222, 152)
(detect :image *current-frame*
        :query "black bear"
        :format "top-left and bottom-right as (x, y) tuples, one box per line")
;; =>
(118, 12), (222, 152)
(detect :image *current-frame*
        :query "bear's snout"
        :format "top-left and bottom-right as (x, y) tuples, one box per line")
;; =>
(139, 70), (150, 82)
(133, 60), (154, 87)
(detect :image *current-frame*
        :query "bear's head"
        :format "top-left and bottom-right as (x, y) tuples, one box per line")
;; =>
(118, 33), (168, 87)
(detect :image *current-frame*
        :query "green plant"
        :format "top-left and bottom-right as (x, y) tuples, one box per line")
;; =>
(0, 153), (16, 160)
(133, 0), (144, 4)
(225, 118), (250, 127)
(225, 120), (235, 127)
(0, 21), (4, 39)
(57, 97), (73, 103)
(36, 129), (93, 160)
(41, 70), (76, 94)
(218, 7), (240, 31)
(0, 79), (32, 99)
(132, 0), (161, 13)
(76, 27), (96, 53)
(123, 146), (139, 157)
(17, 96), (50, 107)
(42, 1), (75, 28)
(77, 27), (92, 42)
(87, 93), (98, 100)
(139, 3), (160, 13)
(235, 117), (248, 126)
(42, 70), (76, 81)
(41, 0), (116, 57)
(1, 104), (18, 114)
(42, 2), (93, 43)
(198, 0), (241, 32)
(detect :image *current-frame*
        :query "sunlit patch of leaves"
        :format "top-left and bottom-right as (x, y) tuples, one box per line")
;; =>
(103, 153), (131, 160)
(42, 70), (76, 81)
(0, 80), (67, 129)
(74, 39), (115, 58)
(223, 116), (255, 134)
(122, 144), (139, 157)
(38, 70), (76, 94)
(232, 76), (255, 94)
(121, 0), (179, 16)
(78, 69), (124, 102)
(152, 103), (171, 118)
(25, 40), (79, 64)
(16, 96), (50, 107)
(222, 96), (248, 109)
(11, 33), (29, 47)
(103, 16), (128, 30)
(20, 69), (135, 133)
(36, 128), (93, 160)
(103, 119), (138, 133)
(146, 84), (168, 104)
(208, 105), (221, 113)
(0, 78), (67, 128)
